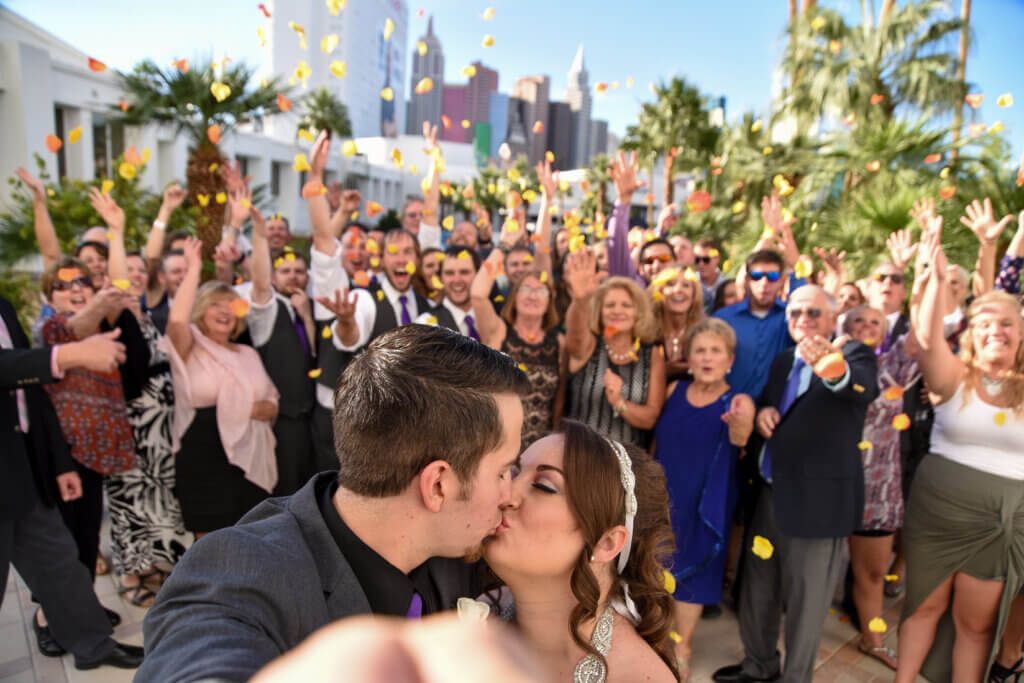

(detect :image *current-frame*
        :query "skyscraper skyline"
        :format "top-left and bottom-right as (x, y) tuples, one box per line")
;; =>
(406, 15), (444, 135)
(565, 44), (592, 168)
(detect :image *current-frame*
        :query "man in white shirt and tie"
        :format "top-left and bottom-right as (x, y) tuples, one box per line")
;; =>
(415, 247), (481, 340)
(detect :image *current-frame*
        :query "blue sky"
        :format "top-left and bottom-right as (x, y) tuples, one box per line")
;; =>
(6, 0), (1022, 164)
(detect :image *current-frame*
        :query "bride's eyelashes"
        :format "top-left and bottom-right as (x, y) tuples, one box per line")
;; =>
(532, 482), (557, 494)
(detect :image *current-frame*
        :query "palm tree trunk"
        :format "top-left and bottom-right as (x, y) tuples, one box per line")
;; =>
(801, 0), (816, 11)
(663, 154), (675, 206)
(879, 0), (895, 22)
(789, 0), (797, 22)
(950, 0), (971, 162)
(186, 143), (227, 265)
(646, 168), (655, 227)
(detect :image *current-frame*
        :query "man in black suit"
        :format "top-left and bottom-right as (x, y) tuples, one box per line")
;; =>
(713, 285), (879, 683)
(0, 295), (144, 671)
(138, 325), (529, 682)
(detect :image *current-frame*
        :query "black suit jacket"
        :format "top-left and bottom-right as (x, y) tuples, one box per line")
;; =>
(138, 473), (486, 682)
(756, 340), (879, 538)
(0, 297), (75, 521)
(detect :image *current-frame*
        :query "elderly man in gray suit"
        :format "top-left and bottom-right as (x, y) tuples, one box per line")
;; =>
(138, 325), (528, 682)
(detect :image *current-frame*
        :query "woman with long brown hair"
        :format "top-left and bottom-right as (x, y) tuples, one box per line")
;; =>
(482, 419), (680, 682)
(649, 267), (705, 382)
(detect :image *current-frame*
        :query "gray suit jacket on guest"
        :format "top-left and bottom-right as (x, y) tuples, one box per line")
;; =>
(137, 472), (484, 683)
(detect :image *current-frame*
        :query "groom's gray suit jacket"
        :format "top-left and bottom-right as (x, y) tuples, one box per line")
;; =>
(136, 472), (483, 682)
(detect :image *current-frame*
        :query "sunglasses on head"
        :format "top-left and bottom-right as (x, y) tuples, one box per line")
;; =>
(873, 272), (905, 285)
(787, 307), (824, 320)
(52, 277), (93, 291)
(748, 270), (781, 282)
(642, 253), (673, 265)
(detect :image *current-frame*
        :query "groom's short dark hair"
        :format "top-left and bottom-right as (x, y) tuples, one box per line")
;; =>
(333, 324), (529, 497)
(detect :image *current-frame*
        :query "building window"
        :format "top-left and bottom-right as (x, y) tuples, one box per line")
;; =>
(298, 170), (307, 195)
(237, 156), (249, 180)
(54, 106), (67, 180)
(91, 114), (126, 180)
(271, 162), (283, 197)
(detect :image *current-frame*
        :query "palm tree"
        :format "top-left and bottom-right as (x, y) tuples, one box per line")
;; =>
(949, 0), (972, 161)
(620, 123), (659, 226)
(297, 87), (352, 140)
(778, 0), (965, 139)
(116, 58), (287, 259)
(583, 153), (611, 220)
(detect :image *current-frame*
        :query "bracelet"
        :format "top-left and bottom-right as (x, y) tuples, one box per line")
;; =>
(613, 400), (627, 417)
(152, 219), (166, 230)
(496, 244), (510, 256)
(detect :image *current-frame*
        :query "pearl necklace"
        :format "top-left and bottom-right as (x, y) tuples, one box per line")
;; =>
(607, 338), (639, 363)
(981, 373), (1006, 396)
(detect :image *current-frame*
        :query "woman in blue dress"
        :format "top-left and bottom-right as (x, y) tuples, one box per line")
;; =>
(654, 318), (754, 676)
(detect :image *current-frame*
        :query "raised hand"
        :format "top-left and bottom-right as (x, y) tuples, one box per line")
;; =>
(88, 187), (125, 235)
(886, 229), (918, 270)
(182, 237), (204, 272)
(249, 204), (267, 240)
(213, 241), (242, 268)
(472, 202), (493, 242)
(161, 183), (187, 213)
(775, 219), (801, 270)
(919, 216), (948, 281)
(812, 246), (846, 275)
(656, 203), (680, 235)
(760, 190), (795, 235)
(220, 160), (251, 195)
(909, 197), (936, 230)
(225, 188), (252, 229)
(310, 130), (330, 178)
(960, 197), (1013, 244)
(422, 120), (439, 154)
(340, 189), (362, 215)
(608, 150), (646, 204)
(565, 249), (599, 300)
(537, 159), (558, 198)
(315, 288), (358, 325)
(15, 167), (46, 202)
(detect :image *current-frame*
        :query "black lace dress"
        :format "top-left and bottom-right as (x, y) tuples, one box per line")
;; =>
(501, 327), (561, 448)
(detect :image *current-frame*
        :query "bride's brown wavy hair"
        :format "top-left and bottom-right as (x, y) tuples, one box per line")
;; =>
(559, 419), (680, 681)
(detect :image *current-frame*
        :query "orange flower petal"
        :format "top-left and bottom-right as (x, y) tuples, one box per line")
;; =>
(870, 94), (884, 105)
(45, 134), (62, 153)
(257, 3), (271, 18)
(939, 186), (957, 200)
(87, 57), (107, 72)
(892, 413), (911, 431)
(207, 124), (221, 144)
(57, 268), (80, 283)
(884, 386), (904, 401)
(302, 181), (326, 198)
(532, 120), (544, 134)
(230, 298), (250, 317)
(277, 93), (292, 112)
(353, 271), (371, 288)
(924, 153), (941, 164)
(442, 114), (452, 129)
(965, 94), (983, 109)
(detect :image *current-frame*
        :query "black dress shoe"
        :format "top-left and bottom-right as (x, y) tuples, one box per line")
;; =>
(75, 642), (145, 670)
(32, 611), (66, 657)
(712, 663), (781, 682)
(104, 607), (121, 627)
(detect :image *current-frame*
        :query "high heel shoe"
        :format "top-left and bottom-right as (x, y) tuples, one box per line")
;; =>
(989, 657), (1024, 683)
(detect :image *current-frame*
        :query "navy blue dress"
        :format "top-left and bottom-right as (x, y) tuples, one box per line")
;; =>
(654, 381), (740, 605)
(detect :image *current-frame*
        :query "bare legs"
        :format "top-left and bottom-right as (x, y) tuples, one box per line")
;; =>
(672, 600), (701, 681)
(849, 534), (896, 665)
(995, 595), (1024, 670)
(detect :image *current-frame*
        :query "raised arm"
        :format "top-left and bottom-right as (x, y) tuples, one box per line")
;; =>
(166, 238), (203, 362)
(995, 212), (1024, 294)
(16, 167), (61, 267)
(248, 198), (273, 306)
(563, 249), (599, 365)
(960, 198), (1013, 296)
(422, 121), (441, 229)
(913, 217), (963, 402)
(761, 190), (800, 271)
(605, 151), (644, 280)
(472, 226), (517, 349)
(90, 188), (127, 284)
(534, 159), (558, 279)
(812, 247), (847, 296)
(306, 130), (337, 257)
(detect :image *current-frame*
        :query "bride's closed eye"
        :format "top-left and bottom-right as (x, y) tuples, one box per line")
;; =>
(532, 481), (557, 494)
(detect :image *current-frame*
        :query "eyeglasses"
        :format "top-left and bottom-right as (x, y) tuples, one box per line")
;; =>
(642, 253), (673, 265)
(695, 256), (714, 264)
(873, 272), (905, 285)
(519, 285), (550, 298)
(787, 307), (824, 320)
(749, 270), (781, 282)
(52, 277), (93, 291)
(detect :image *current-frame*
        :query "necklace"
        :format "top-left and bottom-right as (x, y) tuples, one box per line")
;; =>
(607, 339), (638, 363)
(514, 324), (542, 343)
(981, 373), (1006, 396)
(666, 328), (686, 360)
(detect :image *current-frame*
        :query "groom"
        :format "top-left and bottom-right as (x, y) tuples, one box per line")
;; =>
(137, 325), (528, 682)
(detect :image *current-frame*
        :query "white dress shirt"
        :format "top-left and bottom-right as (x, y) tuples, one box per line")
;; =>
(310, 238), (352, 322)
(330, 275), (425, 352)
(414, 297), (474, 338)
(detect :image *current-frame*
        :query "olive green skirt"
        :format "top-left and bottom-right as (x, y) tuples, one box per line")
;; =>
(902, 454), (1024, 682)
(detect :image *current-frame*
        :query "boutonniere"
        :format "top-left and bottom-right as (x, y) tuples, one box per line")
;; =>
(456, 597), (491, 622)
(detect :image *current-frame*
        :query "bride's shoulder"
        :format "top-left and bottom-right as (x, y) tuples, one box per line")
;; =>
(606, 616), (676, 683)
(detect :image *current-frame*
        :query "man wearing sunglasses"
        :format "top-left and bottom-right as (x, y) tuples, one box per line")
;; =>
(637, 239), (676, 286)
(713, 250), (804, 399)
(714, 285), (878, 683)
(867, 262), (910, 352)
(695, 238), (730, 312)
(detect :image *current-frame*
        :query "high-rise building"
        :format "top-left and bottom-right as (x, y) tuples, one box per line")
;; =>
(565, 44), (591, 168)
(510, 75), (549, 165)
(546, 101), (572, 170)
(589, 120), (608, 164)
(466, 61), (499, 127)
(441, 84), (468, 143)
(488, 91), (510, 159)
(269, 0), (408, 139)
(406, 15), (444, 135)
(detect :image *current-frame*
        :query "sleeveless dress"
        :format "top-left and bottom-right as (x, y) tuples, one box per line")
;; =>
(566, 336), (654, 449)
(501, 327), (560, 448)
(654, 382), (739, 605)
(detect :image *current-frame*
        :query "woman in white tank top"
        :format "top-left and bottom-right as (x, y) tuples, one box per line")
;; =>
(896, 213), (1024, 683)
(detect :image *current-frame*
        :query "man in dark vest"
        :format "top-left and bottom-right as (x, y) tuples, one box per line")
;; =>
(246, 208), (317, 494)
(415, 246), (481, 339)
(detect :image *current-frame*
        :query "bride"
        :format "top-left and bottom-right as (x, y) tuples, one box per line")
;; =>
(482, 419), (680, 682)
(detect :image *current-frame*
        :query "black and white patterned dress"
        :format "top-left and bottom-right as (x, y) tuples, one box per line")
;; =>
(103, 314), (190, 574)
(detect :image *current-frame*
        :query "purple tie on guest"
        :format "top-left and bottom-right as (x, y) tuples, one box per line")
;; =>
(398, 294), (412, 326)
(761, 357), (806, 482)
(464, 314), (481, 342)
(406, 591), (422, 619)
(293, 313), (311, 356)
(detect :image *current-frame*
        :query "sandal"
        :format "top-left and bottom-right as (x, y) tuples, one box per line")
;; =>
(989, 657), (1024, 683)
(138, 567), (170, 587)
(117, 582), (157, 607)
(95, 554), (109, 576)
(857, 640), (897, 670)
(884, 579), (904, 598)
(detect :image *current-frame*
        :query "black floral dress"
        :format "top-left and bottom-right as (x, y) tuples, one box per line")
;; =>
(501, 327), (561, 448)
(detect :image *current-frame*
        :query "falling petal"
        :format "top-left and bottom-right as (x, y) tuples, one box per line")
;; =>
(417, 41), (428, 56)
(940, 166), (951, 179)
(866, 160), (880, 172)
(463, 65), (477, 78)
(750, 119), (763, 133)
(829, 40), (841, 55)
(68, 126), (82, 144)
(88, 57), (107, 72)
(844, 112), (856, 126)
(858, 441), (873, 451)
(414, 77), (434, 94)
(884, 386), (904, 401)
(257, 3), (270, 17)
(732, 201), (746, 214)
(298, 129), (315, 143)
(924, 153), (941, 164)
(545, 150), (555, 163)
(172, 58), (189, 73)
(870, 94), (884, 105)
(381, 87), (394, 101)
(230, 298), (250, 317)
(321, 34), (339, 54)
(997, 93), (1013, 108)
(811, 15), (826, 30)
(215, 192), (227, 204)
(482, 7), (495, 19)
(995, 412), (1007, 426)
(308, 368), (323, 378)
(119, 99), (130, 112)
(461, 119), (471, 128)
(118, 162), (136, 180)
(384, 17), (395, 40)
(498, 142), (511, 161)
(868, 618), (887, 633)
(752, 535), (774, 560)
(662, 569), (676, 594)
(288, 21), (308, 49)
(342, 140), (358, 156)
(326, 0), (347, 16)
(763, 146), (773, 155)
(197, 194), (210, 207)
(965, 93), (983, 109)
(482, 35), (494, 47)
(211, 82), (231, 102)
(990, 121), (1005, 134)
(939, 185), (957, 199)
(442, 216), (454, 231)
(367, 200), (384, 217)
(293, 154), (311, 172)
(45, 134), (63, 153)
(207, 124), (221, 144)
(532, 120), (544, 134)
(100, 179), (115, 194)
(595, 82), (608, 94)
(257, 27), (266, 47)
(442, 114), (452, 129)
(968, 123), (986, 137)
(404, 261), (416, 274)
(892, 413), (911, 430)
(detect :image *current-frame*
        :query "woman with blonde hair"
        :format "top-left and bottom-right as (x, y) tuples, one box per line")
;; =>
(896, 216), (1024, 683)
(159, 235), (279, 537)
(649, 267), (705, 382)
(564, 249), (665, 449)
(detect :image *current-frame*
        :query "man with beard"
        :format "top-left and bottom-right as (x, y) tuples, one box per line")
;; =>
(415, 247), (481, 340)
(695, 238), (730, 313)
(137, 325), (528, 683)
(246, 206), (318, 495)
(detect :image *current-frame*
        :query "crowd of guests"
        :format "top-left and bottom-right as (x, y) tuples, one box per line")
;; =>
(2, 127), (1024, 683)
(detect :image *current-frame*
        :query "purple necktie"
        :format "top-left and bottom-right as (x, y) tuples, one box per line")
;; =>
(398, 294), (412, 325)
(406, 591), (422, 619)
(761, 357), (806, 482)
(293, 313), (311, 355)
(464, 314), (481, 341)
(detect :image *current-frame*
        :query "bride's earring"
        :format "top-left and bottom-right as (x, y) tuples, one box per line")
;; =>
(590, 554), (595, 562)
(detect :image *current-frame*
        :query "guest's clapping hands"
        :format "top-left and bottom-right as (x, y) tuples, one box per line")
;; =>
(722, 394), (755, 446)
(603, 369), (624, 408)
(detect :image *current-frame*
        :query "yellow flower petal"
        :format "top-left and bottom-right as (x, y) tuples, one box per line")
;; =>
(293, 154), (311, 172)
(118, 162), (136, 180)
(997, 93), (1014, 108)
(210, 82), (231, 102)
(990, 121), (1005, 134)
(298, 129), (315, 143)
(101, 179), (115, 195)
(417, 41), (428, 56)
(342, 140), (358, 156)
(442, 216), (454, 231)
(215, 192), (227, 204)
(376, 289), (386, 301)
(321, 325), (332, 339)
(381, 87), (394, 101)
(330, 60), (347, 79)
(732, 201), (746, 214)
(811, 15), (826, 30)
(321, 34), (339, 54)
(404, 261), (416, 275)
(112, 279), (131, 291)
(383, 17), (394, 40)
(69, 126), (82, 144)
(995, 412), (1007, 426)
(885, 574), (899, 582)
(868, 617), (887, 633)
(750, 119), (763, 133)
(858, 441), (873, 451)
(463, 65), (477, 79)
(326, 0), (346, 16)
(482, 7), (495, 19)
(752, 535), (774, 560)
(482, 35), (494, 47)
(669, 631), (682, 644)
(308, 368), (323, 378)
(662, 569), (676, 594)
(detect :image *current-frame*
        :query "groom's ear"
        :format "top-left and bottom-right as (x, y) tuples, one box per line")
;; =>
(416, 460), (453, 513)
(590, 525), (628, 565)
